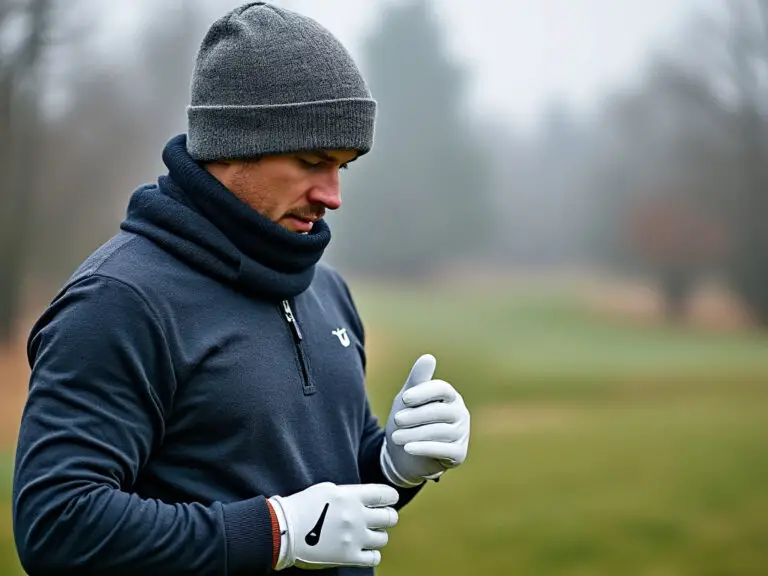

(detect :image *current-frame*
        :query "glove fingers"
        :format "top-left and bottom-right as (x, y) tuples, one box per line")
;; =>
(402, 379), (457, 407)
(404, 440), (466, 464)
(395, 402), (459, 428)
(351, 549), (381, 568)
(392, 423), (459, 446)
(342, 483), (400, 507)
(403, 354), (437, 391)
(363, 528), (390, 550)
(364, 506), (399, 529)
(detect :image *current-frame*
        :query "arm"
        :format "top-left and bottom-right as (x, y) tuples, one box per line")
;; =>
(330, 272), (425, 506)
(12, 274), (273, 575)
(327, 270), (470, 512)
(357, 398), (424, 509)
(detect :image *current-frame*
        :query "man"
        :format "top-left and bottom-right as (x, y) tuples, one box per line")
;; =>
(12, 3), (471, 575)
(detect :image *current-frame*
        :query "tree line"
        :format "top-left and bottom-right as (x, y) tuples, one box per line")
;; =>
(2, 0), (768, 345)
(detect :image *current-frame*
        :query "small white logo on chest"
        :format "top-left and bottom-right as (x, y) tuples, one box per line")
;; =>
(332, 328), (351, 347)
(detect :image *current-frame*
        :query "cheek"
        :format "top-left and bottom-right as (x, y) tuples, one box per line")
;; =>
(275, 173), (312, 206)
(238, 163), (312, 216)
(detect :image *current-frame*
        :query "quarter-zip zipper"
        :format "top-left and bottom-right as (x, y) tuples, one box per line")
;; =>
(281, 299), (315, 395)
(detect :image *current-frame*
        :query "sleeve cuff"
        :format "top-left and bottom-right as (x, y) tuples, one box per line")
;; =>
(380, 440), (426, 488)
(267, 497), (291, 570)
(221, 496), (275, 574)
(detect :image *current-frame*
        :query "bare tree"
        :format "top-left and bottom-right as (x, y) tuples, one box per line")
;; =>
(721, 0), (768, 324)
(0, 0), (54, 344)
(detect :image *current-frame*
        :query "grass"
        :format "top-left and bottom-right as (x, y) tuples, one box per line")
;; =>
(351, 280), (768, 575)
(2, 279), (768, 574)
(0, 455), (20, 575)
(374, 392), (768, 575)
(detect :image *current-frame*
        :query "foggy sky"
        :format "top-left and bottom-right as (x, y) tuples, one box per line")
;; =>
(92, 0), (709, 132)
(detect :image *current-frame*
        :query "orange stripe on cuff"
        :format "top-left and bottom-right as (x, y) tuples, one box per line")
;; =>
(265, 499), (281, 569)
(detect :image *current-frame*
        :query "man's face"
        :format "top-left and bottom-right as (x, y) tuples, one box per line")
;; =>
(206, 149), (359, 233)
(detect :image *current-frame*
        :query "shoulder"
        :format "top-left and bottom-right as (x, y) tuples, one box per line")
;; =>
(313, 261), (352, 296)
(312, 261), (362, 314)
(39, 232), (172, 341)
(27, 260), (178, 415)
(59, 228), (208, 321)
(310, 261), (365, 335)
(69, 230), (182, 292)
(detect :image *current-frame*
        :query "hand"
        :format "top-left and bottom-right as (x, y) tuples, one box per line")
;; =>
(380, 354), (470, 487)
(268, 482), (399, 570)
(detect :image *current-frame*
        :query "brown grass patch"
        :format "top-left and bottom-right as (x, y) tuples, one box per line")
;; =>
(476, 404), (579, 436)
(579, 278), (754, 332)
(0, 330), (31, 447)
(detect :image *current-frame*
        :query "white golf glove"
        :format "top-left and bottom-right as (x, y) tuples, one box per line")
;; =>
(268, 482), (399, 570)
(381, 354), (471, 487)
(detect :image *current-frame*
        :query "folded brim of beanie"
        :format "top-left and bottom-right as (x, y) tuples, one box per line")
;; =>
(186, 97), (377, 162)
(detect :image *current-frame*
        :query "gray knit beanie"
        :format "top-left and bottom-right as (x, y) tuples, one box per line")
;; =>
(186, 2), (377, 162)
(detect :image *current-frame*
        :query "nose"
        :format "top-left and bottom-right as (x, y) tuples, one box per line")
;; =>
(307, 170), (342, 211)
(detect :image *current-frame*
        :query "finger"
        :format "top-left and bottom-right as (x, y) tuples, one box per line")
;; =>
(402, 380), (456, 407)
(363, 529), (389, 550)
(343, 483), (400, 507)
(392, 423), (460, 446)
(365, 506), (399, 529)
(395, 402), (460, 428)
(402, 354), (437, 392)
(352, 549), (381, 568)
(404, 441), (466, 464)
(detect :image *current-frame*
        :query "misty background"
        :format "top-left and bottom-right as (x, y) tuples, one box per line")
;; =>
(4, 0), (767, 334)
(2, 1), (768, 575)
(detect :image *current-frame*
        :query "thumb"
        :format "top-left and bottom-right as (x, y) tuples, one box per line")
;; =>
(403, 354), (437, 392)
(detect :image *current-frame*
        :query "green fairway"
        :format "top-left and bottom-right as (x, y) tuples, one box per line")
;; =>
(352, 281), (768, 575)
(2, 281), (767, 574)
(353, 282), (768, 405)
(0, 455), (21, 575)
(371, 389), (768, 575)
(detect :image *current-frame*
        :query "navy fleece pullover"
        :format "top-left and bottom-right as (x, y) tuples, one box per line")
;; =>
(12, 135), (421, 575)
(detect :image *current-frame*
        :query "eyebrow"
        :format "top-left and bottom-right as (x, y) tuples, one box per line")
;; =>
(309, 150), (359, 163)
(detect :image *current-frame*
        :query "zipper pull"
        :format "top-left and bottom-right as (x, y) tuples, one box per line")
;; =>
(282, 299), (303, 340)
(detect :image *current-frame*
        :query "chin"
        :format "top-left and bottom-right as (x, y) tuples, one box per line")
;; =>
(276, 220), (296, 232)
(282, 224), (309, 235)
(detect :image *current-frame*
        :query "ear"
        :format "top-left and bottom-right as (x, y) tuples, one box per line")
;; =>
(202, 161), (237, 186)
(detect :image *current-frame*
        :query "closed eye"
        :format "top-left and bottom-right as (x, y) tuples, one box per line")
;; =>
(299, 157), (350, 171)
